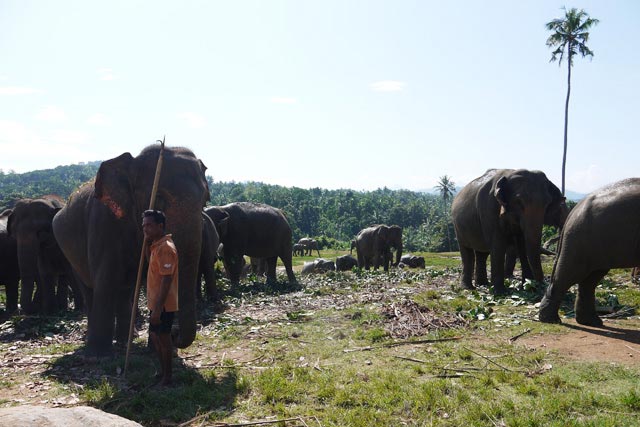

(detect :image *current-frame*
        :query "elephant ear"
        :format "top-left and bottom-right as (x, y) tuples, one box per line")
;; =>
(494, 176), (510, 208)
(199, 160), (211, 205)
(207, 208), (230, 238)
(94, 152), (135, 220)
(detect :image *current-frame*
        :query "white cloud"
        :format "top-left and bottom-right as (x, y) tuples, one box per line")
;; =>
(36, 106), (67, 122)
(177, 112), (206, 129)
(50, 129), (90, 145)
(567, 164), (605, 193)
(98, 68), (116, 81)
(0, 86), (41, 95)
(370, 80), (406, 92)
(271, 97), (298, 104)
(87, 113), (112, 126)
(0, 120), (88, 172)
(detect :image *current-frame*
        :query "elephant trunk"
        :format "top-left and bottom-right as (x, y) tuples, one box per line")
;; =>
(523, 215), (545, 282)
(16, 242), (41, 313)
(168, 215), (202, 349)
(394, 242), (403, 266)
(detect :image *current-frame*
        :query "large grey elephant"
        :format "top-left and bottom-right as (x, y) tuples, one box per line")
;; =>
(297, 238), (320, 257)
(451, 169), (565, 295)
(539, 178), (640, 326)
(53, 145), (210, 357)
(355, 224), (403, 271)
(7, 195), (82, 314)
(0, 210), (19, 313)
(205, 202), (296, 285)
(198, 212), (220, 302)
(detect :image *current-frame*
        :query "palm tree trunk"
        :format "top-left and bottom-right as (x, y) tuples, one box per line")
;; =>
(562, 51), (572, 196)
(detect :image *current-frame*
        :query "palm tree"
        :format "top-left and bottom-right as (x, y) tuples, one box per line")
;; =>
(434, 175), (456, 251)
(546, 7), (599, 195)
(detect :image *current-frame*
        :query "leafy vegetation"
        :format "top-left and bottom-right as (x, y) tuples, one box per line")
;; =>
(1, 255), (639, 426)
(0, 163), (460, 252)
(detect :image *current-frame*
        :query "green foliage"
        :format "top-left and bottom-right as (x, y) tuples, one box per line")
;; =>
(0, 165), (461, 251)
(0, 162), (101, 210)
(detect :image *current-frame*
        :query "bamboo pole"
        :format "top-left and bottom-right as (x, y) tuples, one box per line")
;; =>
(123, 136), (165, 377)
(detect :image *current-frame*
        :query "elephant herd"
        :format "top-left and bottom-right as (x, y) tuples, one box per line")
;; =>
(451, 168), (640, 328)
(0, 147), (637, 358)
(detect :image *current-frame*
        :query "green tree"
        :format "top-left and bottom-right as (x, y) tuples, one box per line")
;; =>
(434, 175), (456, 251)
(546, 7), (599, 195)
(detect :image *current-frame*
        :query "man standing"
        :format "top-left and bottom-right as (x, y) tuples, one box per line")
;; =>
(142, 210), (178, 386)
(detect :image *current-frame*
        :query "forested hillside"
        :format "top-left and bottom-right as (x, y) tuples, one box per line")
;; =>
(0, 163), (456, 252)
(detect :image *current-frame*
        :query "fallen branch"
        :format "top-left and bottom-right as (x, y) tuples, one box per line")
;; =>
(462, 347), (512, 372)
(508, 328), (531, 343)
(343, 336), (461, 353)
(181, 415), (321, 427)
(394, 355), (427, 364)
(624, 344), (640, 355)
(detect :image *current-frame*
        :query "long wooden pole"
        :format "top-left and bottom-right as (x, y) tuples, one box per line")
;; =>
(123, 136), (165, 377)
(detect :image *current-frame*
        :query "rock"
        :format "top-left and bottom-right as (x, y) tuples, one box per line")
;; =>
(0, 405), (141, 427)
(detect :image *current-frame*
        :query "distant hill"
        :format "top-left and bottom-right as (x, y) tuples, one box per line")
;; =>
(0, 161), (101, 209)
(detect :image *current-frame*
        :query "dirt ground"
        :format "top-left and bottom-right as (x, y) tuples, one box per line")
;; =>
(519, 318), (640, 366)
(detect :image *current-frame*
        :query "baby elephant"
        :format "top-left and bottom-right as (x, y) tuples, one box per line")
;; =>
(301, 258), (336, 275)
(399, 254), (426, 269)
(539, 178), (640, 326)
(336, 254), (358, 271)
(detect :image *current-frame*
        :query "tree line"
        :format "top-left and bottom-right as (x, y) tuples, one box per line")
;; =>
(0, 163), (457, 253)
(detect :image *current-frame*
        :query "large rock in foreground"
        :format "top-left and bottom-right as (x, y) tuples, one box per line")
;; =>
(0, 405), (141, 427)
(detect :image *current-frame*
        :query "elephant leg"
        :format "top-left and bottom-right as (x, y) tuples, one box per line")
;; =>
(474, 251), (489, 288)
(20, 276), (38, 314)
(265, 257), (278, 284)
(539, 268), (577, 324)
(575, 270), (608, 327)
(203, 267), (218, 302)
(5, 279), (19, 312)
(459, 246), (475, 290)
(39, 273), (58, 314)
(279, 253), (297, 284)
(55, 275), (69, 312)
(86, 285), (117, 357)
(114, 288), (133, 345)
(490, 243), (508, 295)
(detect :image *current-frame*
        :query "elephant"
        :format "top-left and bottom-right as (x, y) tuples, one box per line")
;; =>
(53, 145), (210, 357)
(632, 267), (640, 282)
(198, 212), (220, 302)
(297, 238), (321, 257)
(355, 224), (403, 271)
(539, 178), (640, 326)
(335, 254), (358, 271)
(301, 258), (336, 275)
(205, 202), (297, 285)
(451, 169), (565, 295)
(7, 195), (83, 314)
(0, 210), (19, 313)
(292, 243), (305, 257)
(399, 254), (426, 269)
(350, 239), (356, 254)
(504, 194), (569, 280)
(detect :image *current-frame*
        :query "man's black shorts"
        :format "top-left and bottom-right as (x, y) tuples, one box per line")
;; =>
(149, 311), (175, 334)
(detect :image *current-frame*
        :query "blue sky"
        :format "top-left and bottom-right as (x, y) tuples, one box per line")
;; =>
(1, 1), (638, 194)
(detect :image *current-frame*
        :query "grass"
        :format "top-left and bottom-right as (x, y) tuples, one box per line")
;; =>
(1, 255), (639, 426)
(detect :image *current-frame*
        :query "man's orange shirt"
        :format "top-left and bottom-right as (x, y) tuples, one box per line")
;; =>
(147, 234), (179, 312)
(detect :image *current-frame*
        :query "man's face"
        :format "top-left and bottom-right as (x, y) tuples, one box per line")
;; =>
(142, 216), (163, 241)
